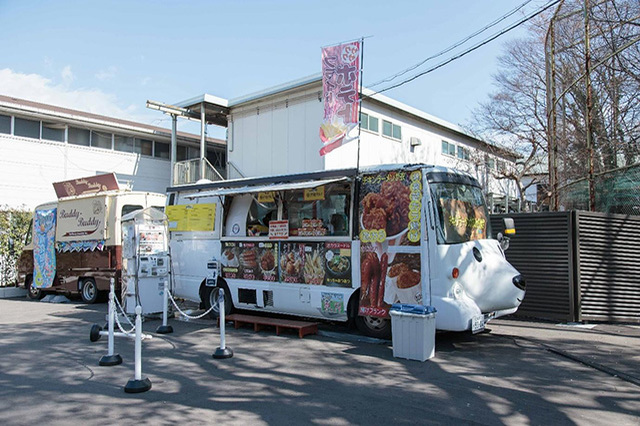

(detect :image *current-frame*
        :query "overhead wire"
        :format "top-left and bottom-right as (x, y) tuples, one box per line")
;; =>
(367, 0), (562, 97)
(368, 0), (535, 88)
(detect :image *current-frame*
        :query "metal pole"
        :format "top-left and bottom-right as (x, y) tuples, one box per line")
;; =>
(200, 102), (206, 181)
(171, 114), (177, 186)
(212, 288), (233, 359)
(98, 277), (122, 366)
(356, 38), (364, 172)
(124, 305), (152, 393)
(219, 290), (226, 350)
(107, 282), (115, 356)
(156, 279), (173, 334)
(134, 306), (142, 380)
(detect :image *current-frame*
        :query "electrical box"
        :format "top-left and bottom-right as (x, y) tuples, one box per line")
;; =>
(121, 207), (170, 315)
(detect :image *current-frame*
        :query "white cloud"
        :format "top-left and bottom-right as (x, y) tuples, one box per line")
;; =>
(0, 68), (151, 123)
(95, 66), (118, 81)
(61, 65), (74, 84)
(141, 76), (151, 86)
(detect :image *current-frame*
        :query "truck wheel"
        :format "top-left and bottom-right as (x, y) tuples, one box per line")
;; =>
(26, 277), (43, 300)
(204, 286), (233, 319)
(81, 279), (99, 304)
(355, 315), (392, 339)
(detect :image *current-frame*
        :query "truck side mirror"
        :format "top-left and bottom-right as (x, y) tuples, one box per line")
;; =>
(503, 217), (515, 236)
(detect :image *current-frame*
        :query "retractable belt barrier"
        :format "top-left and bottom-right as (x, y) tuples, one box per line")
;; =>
(88, 278), (152, 393)
(88, 279), (234, 394)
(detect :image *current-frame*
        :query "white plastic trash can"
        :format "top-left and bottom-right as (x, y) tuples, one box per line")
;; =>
(389, 304), (437, 362)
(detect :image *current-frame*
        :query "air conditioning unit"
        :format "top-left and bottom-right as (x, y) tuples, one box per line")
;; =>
(410, 137), (421, 146)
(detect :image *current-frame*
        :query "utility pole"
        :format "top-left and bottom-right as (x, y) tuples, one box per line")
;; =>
(584, 0), (596, 211)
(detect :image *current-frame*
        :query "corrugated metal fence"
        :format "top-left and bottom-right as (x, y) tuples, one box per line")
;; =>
(490, 211), (640, 324)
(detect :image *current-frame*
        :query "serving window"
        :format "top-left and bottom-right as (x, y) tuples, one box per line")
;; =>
(246, 193), (280, 237)
(284, 183), (350, 237)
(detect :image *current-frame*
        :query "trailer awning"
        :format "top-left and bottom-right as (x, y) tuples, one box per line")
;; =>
(185, 177), (349, 199)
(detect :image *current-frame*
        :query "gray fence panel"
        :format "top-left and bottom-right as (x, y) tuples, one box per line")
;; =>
(576, 212), (640, 323)
(490, 212), (575, 322)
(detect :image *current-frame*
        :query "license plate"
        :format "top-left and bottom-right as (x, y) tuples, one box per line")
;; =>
(471, 315), (485, 334)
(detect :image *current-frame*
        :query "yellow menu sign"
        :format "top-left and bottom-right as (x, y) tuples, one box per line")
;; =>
(304, 186), (325, 201)
(166, 204), (216, 231)
(258, 191), (275, 203)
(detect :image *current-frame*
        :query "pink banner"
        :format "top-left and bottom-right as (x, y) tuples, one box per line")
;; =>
(320, 41), (360, 156)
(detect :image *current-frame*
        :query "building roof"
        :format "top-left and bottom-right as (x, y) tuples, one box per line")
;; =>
(0, 94), (225, 146)
(174, 74), (518, 160)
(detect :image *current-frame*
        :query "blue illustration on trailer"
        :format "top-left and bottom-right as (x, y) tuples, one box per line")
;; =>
(33, 208), (57, 288)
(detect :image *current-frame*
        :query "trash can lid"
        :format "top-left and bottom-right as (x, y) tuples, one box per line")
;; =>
(389, 304), (437, 315)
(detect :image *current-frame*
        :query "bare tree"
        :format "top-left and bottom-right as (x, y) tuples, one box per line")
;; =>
(472, 0), (640, 211)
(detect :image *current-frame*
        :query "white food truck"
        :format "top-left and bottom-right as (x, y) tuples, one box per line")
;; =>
(166, 164), (525, 338)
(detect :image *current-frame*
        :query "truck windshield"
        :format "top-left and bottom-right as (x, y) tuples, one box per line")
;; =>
(430, 182), (490, 244)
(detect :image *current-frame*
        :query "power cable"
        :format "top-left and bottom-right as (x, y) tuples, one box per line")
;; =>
(368, 0), (534, 88)
(368, 0), (561, 97)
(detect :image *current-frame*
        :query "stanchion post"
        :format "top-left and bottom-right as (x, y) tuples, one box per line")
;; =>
(213, 288), (233, 359)
(124, 305), (152, 393)
(156, 279), (173, 334)
(99, 277), (123, 366)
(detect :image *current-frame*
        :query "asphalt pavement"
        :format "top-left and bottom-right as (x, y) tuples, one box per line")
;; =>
(0, 297), (638, 425)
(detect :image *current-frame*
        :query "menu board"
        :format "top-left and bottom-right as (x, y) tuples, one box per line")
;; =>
(166, 203), (216, 232)
(220, 241), (352, 288)
(280, 242), (324, 284)
(324, 242), (352, 287)
(358, 169), (423, 318)
(221, 241), (278, 282)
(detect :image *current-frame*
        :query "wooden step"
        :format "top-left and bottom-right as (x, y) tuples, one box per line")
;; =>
(225, 314), (318, 338)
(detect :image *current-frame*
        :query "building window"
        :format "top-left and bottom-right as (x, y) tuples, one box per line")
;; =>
(0, 114), (10, 134)
(360, 112), (379, 133)
(177, 145), (187, 161)
(155, 141), (170, 159)
(14, 117), (40, 139)
(68, 127), (90, 146)
(42, 122), (65, 142)
(135, 138), (153, 156)
(383, 120), (392, 137)
(457, 146), (470, 161)
(114, 135), (134, 152)
(442, 141), (456, 156)
(91, 130), (112, 149)
(497, 160), (506, 173)
(382, 120), (401, 140)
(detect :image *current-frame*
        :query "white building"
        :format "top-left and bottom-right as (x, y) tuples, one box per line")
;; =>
(173, 75), (517, 200)
(0, 95), (226, 210)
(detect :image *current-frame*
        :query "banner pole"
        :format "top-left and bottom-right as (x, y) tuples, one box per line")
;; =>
(356, 37), (364, 172)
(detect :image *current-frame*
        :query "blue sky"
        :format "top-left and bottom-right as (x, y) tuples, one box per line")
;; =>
(0, 0), (546, 138)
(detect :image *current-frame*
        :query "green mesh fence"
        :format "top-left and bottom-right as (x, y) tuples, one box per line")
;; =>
(558, 164), (640, 215)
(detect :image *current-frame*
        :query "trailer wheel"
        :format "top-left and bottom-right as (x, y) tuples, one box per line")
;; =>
(355, 315), (392, 340)
(80, 279), (99, 304)
(204, 285), (233, 319)
(26, 276), (43, 300)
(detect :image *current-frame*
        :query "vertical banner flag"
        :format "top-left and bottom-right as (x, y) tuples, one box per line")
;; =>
(319, 40), (361, 156)
(33, 208), (57, 288)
